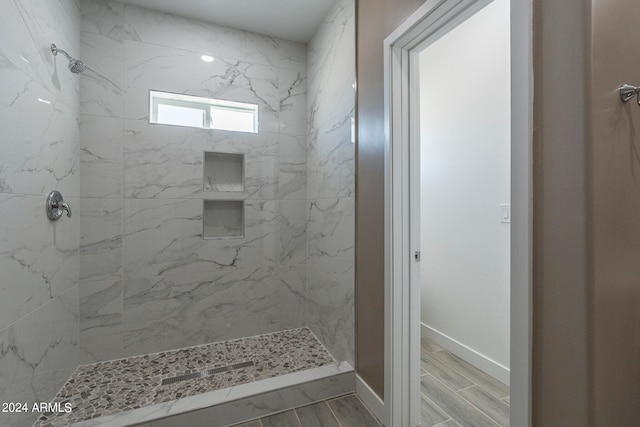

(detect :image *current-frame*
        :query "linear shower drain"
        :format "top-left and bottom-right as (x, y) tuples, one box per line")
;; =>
(160, 361), (255, 386)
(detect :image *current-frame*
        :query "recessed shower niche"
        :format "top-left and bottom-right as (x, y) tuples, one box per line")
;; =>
(203, 152), (245, 239)
(204, 151), (245, 193)
(203, 200), (245, 239)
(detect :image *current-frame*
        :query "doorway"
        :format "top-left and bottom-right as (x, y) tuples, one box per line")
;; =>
(418, 0), (510, 424)
(383, 0), (532, 426)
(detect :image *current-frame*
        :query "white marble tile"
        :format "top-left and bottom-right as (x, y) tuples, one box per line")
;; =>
(122, 198), (203, 277)
(222, 361), (353, 401)
(0, 0), (80, 107)
(0, 368), (73, 427)
(80, 115), (123, 199)
(307, 259), (355, 365)
(244, 34), (303, 73)
(119, 3), (307, 72)
(80, 198), (123, 282)
(0, 1), (80, 423)
(0, 285), (79, 382)
(123, 40), (280, 133)
(0, 67), (79, 197)
(307, 0), (355, 130)
(80, 0), (126, 40)
(123, 120), (278, 199)
(279, 68), (307, 136)
(79, 278), (124, 364)
(307, 108), (355, 199)
(279, 200), (307, 266)
(313, 365), (356, 399)
(244, 35), (307, 72)
(163, 371), (354, 427)
(121, 3), (246, 61)
(0, 194), (79, 331)
(307, 197), (355, 363)
(244, 147), (279, 200)
(277, 265), (307, 330)
(123, 121), (203, 199)
(80, 31), (124, 118)
(307, 197), (355, 275)
(242, 34), (284, 69)
(299, 0), (354, 365)
(122, 268), (280, 356)
(305, 2), (355, 362)
(278, 40), (307, 72)
(123, 199), (278, 278)
(278, 134), (307, 200)
(306, 0), (355, 202)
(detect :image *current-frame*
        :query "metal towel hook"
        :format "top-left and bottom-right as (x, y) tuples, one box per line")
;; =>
(620, 84), (640, 105)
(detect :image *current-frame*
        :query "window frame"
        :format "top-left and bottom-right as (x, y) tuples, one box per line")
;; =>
(149, 90), (259, 133)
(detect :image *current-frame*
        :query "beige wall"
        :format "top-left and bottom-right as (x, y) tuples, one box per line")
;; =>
(532, 0), (591, 424)
(590, 0), (640, 424)
(533, 0), (640, 424)
(355, 0), (425, 398)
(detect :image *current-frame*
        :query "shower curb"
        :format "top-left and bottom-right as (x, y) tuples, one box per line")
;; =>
(66, 362), (355, 427)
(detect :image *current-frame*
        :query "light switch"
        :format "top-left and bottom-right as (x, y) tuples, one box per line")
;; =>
(500, 203), (511, 223)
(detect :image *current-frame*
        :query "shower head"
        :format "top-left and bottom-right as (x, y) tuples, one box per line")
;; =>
(51, 43), (86, 74)
(68, 59), (87, 74)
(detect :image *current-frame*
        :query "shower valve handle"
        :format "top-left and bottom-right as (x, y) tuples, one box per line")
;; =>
(46, 191), (72, 221)
(57, 201), (72, 218)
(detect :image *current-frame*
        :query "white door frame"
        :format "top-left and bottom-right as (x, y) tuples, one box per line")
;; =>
(382, 0), (533, 426)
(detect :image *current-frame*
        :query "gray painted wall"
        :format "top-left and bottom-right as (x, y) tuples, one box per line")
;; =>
(355, 0), (427, 399)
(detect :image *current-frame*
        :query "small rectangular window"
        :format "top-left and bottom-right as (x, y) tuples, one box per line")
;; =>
(157, 104), (206, 128)
(150, 90), (258, 133)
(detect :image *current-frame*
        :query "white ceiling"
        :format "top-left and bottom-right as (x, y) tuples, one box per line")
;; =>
(118, 0), (337, 43)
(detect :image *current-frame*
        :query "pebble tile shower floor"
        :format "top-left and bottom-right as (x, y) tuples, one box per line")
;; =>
(34, 328), (335, 427)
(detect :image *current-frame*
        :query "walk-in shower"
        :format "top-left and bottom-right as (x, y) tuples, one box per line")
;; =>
(1, 0), (354, 426)
(51, 43), (86, 73)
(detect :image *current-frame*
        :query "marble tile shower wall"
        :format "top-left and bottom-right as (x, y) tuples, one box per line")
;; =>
(78, 0), (309, 362)
(0, 1), (81, 426)
(306, 0), (356, 365)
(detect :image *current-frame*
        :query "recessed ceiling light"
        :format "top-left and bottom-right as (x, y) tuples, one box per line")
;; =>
(201, 55), (215, 63)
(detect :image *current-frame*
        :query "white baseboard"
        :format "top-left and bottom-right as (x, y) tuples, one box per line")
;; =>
(356, 374), (387, 426)
(420, 323), (510, 386)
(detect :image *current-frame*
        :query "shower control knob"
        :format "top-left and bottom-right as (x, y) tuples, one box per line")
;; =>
(46, 190), (72, 221)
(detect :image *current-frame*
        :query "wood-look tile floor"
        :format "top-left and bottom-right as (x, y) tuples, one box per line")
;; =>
(232, 338), (508, 427)
(420, 338), (510, 427)
(231, 394), (381, 427)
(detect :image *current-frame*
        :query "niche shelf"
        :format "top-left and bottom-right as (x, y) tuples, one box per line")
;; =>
(203, 200), (244, 239)
(204, 152), (244, 193)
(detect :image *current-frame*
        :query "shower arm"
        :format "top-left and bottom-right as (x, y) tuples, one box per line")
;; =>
(51, 43), (87, 74)
(51, 44), (73, 62)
